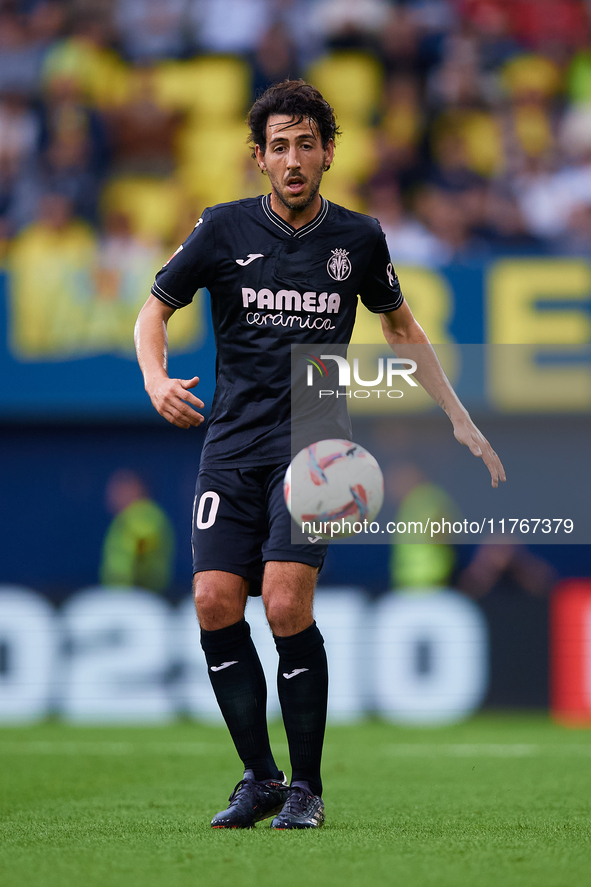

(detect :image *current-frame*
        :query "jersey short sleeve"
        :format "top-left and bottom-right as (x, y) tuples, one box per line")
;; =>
(151, 207), (217, 309)
(357, 223), (404, 314)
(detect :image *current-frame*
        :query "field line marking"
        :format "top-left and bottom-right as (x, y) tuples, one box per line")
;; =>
(382, 743), (591, 757)
(0, 739), (292, 757)
(0, 741), (222, 755)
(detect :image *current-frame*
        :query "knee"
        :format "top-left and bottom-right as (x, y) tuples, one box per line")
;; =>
(193, 573), (247, 630)
(193, 577), (219, 627)
(265, 596), (312, 637)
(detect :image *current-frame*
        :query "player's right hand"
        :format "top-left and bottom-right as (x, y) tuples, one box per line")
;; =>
(147, 375), (204, 428)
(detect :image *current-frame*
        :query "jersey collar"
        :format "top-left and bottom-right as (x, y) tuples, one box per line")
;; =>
(261, 193), (329, 239)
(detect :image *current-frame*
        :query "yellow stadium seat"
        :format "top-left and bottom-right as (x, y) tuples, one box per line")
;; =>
(101, 176), (188, 243)
(9, 220), (96, 357)
(318, 176), (364, 213)
(175, 122), (249, 205)
(501, 53), (562, 99)
(512, 105), (554, 158)
(329, 125), (379, 183)
(433, 108), (505, 179)
(461, 111), (505, 177)
(306, 52), (384, 125)
(42, 37), (130, 108)
(154, 55), (250, 121)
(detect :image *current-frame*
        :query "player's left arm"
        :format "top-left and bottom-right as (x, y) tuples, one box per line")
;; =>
(380, 301), (506, 488)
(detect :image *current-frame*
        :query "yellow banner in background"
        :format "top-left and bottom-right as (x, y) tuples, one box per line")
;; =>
(7, 223), (203, 360)
(488, 259), (591, 412)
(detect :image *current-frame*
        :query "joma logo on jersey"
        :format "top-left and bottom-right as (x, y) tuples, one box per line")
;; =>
(241, 288), (341, 314)
(327, 248), (351, 281)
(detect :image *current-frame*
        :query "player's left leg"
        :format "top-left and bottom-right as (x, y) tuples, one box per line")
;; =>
(262, 561), (327, 829)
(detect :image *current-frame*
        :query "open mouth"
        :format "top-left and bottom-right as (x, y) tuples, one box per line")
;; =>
(286, 178), (306, 194)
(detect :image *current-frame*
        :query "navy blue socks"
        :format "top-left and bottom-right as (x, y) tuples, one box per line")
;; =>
(201, 617), (328, 796)
(201, 619), (281, 781)
(274, 622), (328, 797)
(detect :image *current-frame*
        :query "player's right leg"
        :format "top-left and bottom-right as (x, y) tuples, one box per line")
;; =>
(195, 570), (289, 828)
(193, 569), (248, 631)
(192, 468), (288, 827)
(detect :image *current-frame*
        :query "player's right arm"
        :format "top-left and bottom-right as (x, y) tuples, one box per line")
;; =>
(134, 294), (204, 429)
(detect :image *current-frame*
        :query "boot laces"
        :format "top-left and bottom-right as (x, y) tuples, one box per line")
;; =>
(284, 786), (310, 815)
(228, 777), (278, 805)
(228, 779), (251, 804)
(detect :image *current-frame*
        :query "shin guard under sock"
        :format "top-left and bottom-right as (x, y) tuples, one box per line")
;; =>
(274, 621), (328, 797)
(200, 619), (280, 781)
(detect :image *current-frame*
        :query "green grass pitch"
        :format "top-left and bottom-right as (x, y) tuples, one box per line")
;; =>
(1, 715), (590, 887)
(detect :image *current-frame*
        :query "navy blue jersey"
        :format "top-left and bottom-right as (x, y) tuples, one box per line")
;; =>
(151, 194), (403, 467)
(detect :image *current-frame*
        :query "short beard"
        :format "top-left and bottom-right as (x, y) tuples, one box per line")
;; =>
(275, 187), (318, 213)
(272, 166), (324, 214)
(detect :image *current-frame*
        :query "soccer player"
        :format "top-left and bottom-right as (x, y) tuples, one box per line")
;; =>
(134, 80), (505, 830)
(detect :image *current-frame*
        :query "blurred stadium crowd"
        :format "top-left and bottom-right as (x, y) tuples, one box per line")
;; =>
(3, 0), (591, 269)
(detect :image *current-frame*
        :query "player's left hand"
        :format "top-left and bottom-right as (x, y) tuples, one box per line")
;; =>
(452, 417), (506, 488)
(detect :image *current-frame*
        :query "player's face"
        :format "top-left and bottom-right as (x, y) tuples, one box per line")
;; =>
(255, 115), (334, 215)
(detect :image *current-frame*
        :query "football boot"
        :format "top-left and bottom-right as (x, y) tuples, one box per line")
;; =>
(270, 783), (325, 829)
(211, 770), (290, 828)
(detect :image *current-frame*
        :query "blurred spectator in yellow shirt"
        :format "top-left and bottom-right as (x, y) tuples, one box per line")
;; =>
(100, 469), (176, 593)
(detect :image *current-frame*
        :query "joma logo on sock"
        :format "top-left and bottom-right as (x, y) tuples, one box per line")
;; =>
(210, 661), (238, 672)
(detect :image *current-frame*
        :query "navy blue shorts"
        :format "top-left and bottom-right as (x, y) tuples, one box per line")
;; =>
(192, 462), (328, 596)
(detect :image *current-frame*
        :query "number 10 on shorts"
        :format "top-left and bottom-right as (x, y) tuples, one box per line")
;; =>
(194, 491), (220, 530)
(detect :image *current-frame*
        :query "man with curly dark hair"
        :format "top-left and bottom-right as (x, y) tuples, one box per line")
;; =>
(134, 79), (504, 830)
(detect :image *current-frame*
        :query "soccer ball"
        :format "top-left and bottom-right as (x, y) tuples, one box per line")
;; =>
(284, 439), (384, 538)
